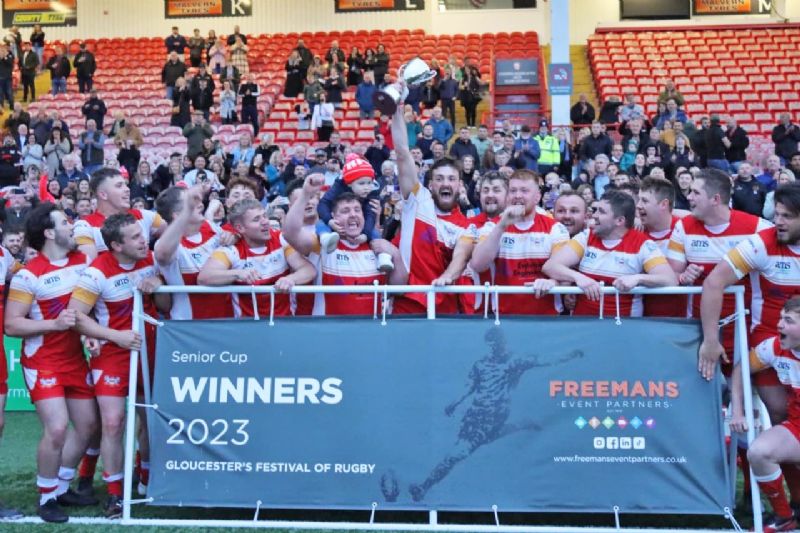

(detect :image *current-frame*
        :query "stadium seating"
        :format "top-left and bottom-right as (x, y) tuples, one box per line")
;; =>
(588, 26), (800, 163)
(28, 30), (539, 163)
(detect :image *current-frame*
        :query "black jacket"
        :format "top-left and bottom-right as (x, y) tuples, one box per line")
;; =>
(704, 124), (727, 160)
(724, 126), (749, 163)
(0, 51), (15, 79)
(81, 97), (107, 129)
(19, 49), (38, 75)
(732, 178), (767, 217)
(161, 60), (187, 87)
(74, 50), (96, 78)
(449, 139), (479, 162)
(772, 124), (800, 161)
(579, 133), (612, 161)
(570, 102), (596, 125)
(46, 56), (71, 78)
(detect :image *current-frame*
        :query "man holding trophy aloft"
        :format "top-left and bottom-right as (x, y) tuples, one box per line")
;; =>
(387, 59), (476, 315)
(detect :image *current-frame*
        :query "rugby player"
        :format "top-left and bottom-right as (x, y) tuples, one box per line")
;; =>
(154, 186), (233, 319)
(729, 297), (800, 533)
(198, 199), (315, 318)
(542, 190), (677, 316)
(68, 214), (171, 518)
(283, 174), (407, 315)
(470, 169), (569, 315)
(5, 204), (98, 522)
(74, 168), (165, 260)
(553, 190), (589, 238)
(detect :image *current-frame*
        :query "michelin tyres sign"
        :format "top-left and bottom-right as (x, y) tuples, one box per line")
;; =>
(148, 317), (731, 513)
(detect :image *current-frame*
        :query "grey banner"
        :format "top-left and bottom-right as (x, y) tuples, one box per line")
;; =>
(148, 317), (731, 513)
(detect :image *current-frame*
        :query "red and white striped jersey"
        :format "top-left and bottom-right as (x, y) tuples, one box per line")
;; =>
(157, 221), (233, 320)
(313, 238), (385, 316)
(725, 227), (800, 345)
(74, 209), (163, 253)
(72, 251), (159, 369)
(477, 215), (569, 315)
(209, 231), (294, 318)
(666, 210), (771, 321)
(394, 184), (471, 314)
(568, 228), (667, 317)
(751, 337), (800, 421)
(644, 215), (686, 317)
(8, 252), (88, 370)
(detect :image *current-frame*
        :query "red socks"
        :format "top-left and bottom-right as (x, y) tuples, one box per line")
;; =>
(756, 471), (793, 519)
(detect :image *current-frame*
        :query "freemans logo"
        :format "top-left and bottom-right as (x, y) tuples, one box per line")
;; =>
(550, 380), (679, 398)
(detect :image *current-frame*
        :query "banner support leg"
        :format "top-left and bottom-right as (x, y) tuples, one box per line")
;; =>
(612, 505), (620, 529)
(426, 289), (436, 320)
(253, 499), (262, 521)
(428, 510), (437, 525)
(369, 502), (377, 524)
(491, 504), (499, 526)
(122, 289), (143, 523)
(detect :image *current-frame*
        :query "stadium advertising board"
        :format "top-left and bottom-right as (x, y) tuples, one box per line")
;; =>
(165, 0), (252, 18)
(4, 337), (33, 412)
(2, 0), (77, 27)
(148, 317), (730, 513)
(495, 59), (539, 86)
(693, 0), (772, 15)
(334, 0), (425, 13)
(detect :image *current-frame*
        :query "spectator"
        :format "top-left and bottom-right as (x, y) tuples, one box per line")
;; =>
(555, 127), (573, 179)
(29, 23), (44, 68)
(293, 38), (313, 71)
(668, 134), (695, 172)
(227, 25), (247, 46)
(238, 73), (260, 135)
(731, 162), (767, 217)
(471, 125), (490, 162)
(116, 132), (140, 178)
(229, 35), (249, 76)
(592, 154), (611, 199)
(346, 46), (363, 87)
(20, 132), (43, 172)
(324, 66), (346, 108)
(0, 44), (13, 109)
(763, 169), (796, 221)
(791, 152), (800, 178)
(622, 119), (648, 153)
(283, 51), (304, 98)
(459, 62), (481, 127)
(772, 113), (800, 165)
(657, 79), (684, 107)
(450, 127), (479, 161)
(5, 103), (30, 136)
(19, 41), (38, 102)
(355, 71), (376, 119)
(533, 120), (560, 176)
(303, 72), (324, 115)
(618, 93), (646, 125)
(323, 157), (342, 187)
(365, 134), (390, 175)
(161, 51), (187, 100)
(165, 26), (187, 58)
(55, 153), (86, 191)
(78, 119), (105, 175)
(182, 112), (213, 159)
(325, 131), (347, 162)
(421, 79), (440, 112)
(230, 133), (256, 168)
(170, 77), (191, 128)
(417, 123), (435, 160)
(610, 142), (623, 166)
(311, 92), (336, 143)
(427, 106), (453, 145)
(190, 77), (214, 121)
(438, 69), (459, 123)
(512, 125), (541, 171)
(187, 29), (205, 68)
(722, 116), (749, 173)
(43, 127), (71, 177)
(73, 41), (96, 94)
(362, 48), (377, 79)
(704, 115), (729, 173)
(325, 40), (346, 71)
(570, 94), (596, 126)
(255, 132), (279, 165)
(579, 121), (612, 164)
(81, 89), (107, 129)
(599, 96), (623, 126)
(129, 160), (156, 208)
(654, 98), (687, 129)
(207, 34), (226, 74)
(0, 135), (21, 187)
(219, 80), (237, 125)
(182, 155), (220, 189)
(757, 154), (782, 191)
(373, 44), (389, 85)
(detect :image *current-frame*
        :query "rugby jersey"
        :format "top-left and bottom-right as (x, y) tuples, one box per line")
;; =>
(568, 228), (666, 317)
(644, 215), (687, 317)
(751, 337), (800, 420)
(312, 238), (385, 316)
(74, 209), (163, 253)
(8, 252), (87, 370)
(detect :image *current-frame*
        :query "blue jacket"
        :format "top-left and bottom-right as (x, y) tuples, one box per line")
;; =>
(427, 117), (453, 144)
(439, 78), (459, 100)
(355, 81), (376, 113)
(318, 178), (380, 240)
(513, 137), (541, 171)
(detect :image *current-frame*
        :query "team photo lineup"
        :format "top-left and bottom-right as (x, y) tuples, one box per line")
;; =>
(0, 3), (800, 530)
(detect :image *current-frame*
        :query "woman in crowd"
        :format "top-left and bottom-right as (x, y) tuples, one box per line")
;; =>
(459, 64), (481, 127)
(43, 127), (71, 178)
(284, 50), (305, 98)
(763, 169), (797, 220)
(170, 77), (191, 128)
(668, 134), (694, 176)
(220, 80), (238, 124)
(229, 34), (249, 75)
(265, 150), (286, 198)
(207, 31), (226, 73)
(374, 44), (389, 85)
(630, 153), (650, 180)
(129, 160), (156, 207)
(346, 46), (363, 87)
(325, 65), (346, 108)
(363, 48), (377, 77)
(311, 92), (336, 142)
(21, 132), (44, 172)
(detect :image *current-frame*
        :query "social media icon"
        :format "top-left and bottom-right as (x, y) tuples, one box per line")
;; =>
(620, 437), (632, 449)
(633, 437), (646, 449)
(606, 437), (619, 449)
(593, 437), (605, 449)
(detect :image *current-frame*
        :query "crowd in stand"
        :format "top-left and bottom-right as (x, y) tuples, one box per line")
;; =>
(1, 23), (800, 531)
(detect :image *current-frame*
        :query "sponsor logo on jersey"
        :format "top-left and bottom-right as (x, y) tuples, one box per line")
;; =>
(690, 239), (709, 248)
(44, 275), (61, 285)
(104, 375), (121, 387)
(775, 261), (791, 271)
(114, 278), (131, 288)
(38, 377), (57, 388)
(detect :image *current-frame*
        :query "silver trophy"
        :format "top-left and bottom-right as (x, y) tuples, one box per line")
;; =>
(373, 57), (437, 115)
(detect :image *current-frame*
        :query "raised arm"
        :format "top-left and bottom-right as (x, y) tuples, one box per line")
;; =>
(390, 84), (418, 199)
(154, 186), (203, 266)
(283, 174), (322, 256)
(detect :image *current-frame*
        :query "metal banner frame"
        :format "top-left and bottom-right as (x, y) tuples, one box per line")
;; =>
(115, 284), (758, 533)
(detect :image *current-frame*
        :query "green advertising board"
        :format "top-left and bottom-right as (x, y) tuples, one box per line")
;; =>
(4, 336), (33, 411)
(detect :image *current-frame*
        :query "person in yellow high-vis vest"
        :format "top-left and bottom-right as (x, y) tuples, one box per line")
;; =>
(533, 119), (561, 176)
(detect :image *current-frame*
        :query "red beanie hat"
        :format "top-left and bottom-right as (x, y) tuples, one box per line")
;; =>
(342, 154), (375, 185)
